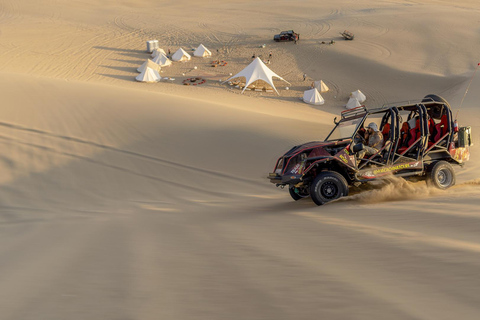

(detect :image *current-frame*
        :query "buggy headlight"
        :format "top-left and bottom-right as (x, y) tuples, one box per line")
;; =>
(275, 158), (284, 174)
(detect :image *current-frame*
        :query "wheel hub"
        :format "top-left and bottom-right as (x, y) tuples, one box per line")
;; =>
(321, 182), (338, 199)
(437, 169), (450, 186)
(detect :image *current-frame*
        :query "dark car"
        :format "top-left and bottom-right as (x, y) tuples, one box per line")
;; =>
(268, 95), (473, 205)
(273, 30), (300, 42)
(340, 30), (354, 40)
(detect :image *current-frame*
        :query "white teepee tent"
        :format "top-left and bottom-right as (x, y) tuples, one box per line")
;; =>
(137, 59), (161, 73)
(171, 48), (191, 61)
(193, 44), (212, 57)
(224, 57), (290, 95)
(351, 89), (366, 103)
(313, 80), (329, 93)
(346, 97), (361, 109)
(152, 52), (172, 67)
(303, 88), (325, 105)
(135, 66), (161, 82)
(151, 48), (166, 58)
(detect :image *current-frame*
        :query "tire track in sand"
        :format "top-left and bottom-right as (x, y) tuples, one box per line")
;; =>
(0, 0), (20, 36)
(0, 133), (230, 199)
(197, 22), (250, 54)
(0, 0), (17, 24)
(294, 212), (480, 254)
(0, 121), (260, 186)
(60, 14), (147, 80)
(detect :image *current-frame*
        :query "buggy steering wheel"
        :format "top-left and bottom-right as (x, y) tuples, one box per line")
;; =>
(354, 133), (366, 144)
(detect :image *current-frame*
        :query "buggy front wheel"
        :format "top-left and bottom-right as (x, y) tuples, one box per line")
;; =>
(310, 172), (349, 206)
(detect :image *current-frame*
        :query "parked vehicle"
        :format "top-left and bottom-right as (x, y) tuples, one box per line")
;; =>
(340, 30), (354, 40)
(273, 30), (300, 42)
(268, 95), (473, 205)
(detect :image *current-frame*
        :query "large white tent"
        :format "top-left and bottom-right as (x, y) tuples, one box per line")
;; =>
(171, 48), (191, 61)
(351, 89), (366, 103)
(135, 66), (161, 83)
(224, 57), (290, 95)
(137, 59), (160, 73)
(313, 80), (329, 93)
(152, 52), (172, 67)
(151, 48), (166, 58)
(303, 88), (325, 105)
(346, 97), (361, 109)
(193, 44), (212, 57)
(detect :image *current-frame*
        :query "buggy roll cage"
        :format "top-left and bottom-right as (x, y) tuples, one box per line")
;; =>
(327, 97), (455, 169)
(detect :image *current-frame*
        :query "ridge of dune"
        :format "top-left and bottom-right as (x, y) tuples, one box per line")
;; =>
(0, 70), (335, 125)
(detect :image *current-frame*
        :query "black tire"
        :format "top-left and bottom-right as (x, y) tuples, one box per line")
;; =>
(422, 94), (451, 109)
(310, 172), (349, 206)
(289, 187), (309, 201)
(426, 161), (456, 189)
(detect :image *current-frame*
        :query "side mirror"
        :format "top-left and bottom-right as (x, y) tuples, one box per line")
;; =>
(352, 143), (364, 153)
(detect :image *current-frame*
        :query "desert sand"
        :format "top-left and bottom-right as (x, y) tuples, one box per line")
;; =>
(1, 1), (480, 319)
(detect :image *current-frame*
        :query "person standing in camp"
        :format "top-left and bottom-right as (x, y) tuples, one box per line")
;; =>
(269, 51), (272, 58)
(303, 73), (307, 81)
(168, 48), (171, 56)
(252, 53), (256, 59)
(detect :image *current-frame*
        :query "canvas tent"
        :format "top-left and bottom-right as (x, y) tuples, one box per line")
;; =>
(135, 66), (161, 82)
(171, 48), (191, 61)
(137, 59), (161, 73)
(313, 80), (329, 93)
(224, 57), (290, 95)
(193, 44), (212, 57)
(346, 97), (361, 109)
(152, 52), (172, 67)
(303, 88), (325, 105)
(151, 48), (166, 58)
(351, 89), (366, 103)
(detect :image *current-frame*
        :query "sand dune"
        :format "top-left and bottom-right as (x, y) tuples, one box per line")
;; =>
(1, 1), (480, 319)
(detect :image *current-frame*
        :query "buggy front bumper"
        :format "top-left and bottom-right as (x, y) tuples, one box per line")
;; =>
(268, 173), (302, 185)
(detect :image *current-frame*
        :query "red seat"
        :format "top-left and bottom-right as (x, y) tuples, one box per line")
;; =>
(398, 119), (421, 154)
(397, 122), (410, 154)
(381, 123), (390, 145)
(434, 114), (449, 142)
(428, 117), (436, 139)
(426, 117), (436, 148)
(408, 119), (420, 147)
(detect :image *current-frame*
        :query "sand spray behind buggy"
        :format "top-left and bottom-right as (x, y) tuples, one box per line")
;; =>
(341, 174), (480, 205)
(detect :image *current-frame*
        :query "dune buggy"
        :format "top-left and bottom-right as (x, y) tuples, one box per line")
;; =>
(268, 94), (473, 205)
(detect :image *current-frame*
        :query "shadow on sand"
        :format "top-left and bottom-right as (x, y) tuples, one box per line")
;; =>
(99, 73), (136, 81)
(93, 46), (146, 54)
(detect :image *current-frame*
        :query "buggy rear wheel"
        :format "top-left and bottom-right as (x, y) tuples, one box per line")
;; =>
(310, 172), (349, 206)
(289, 186), (309, 201)
(427, 161), (456, 189)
